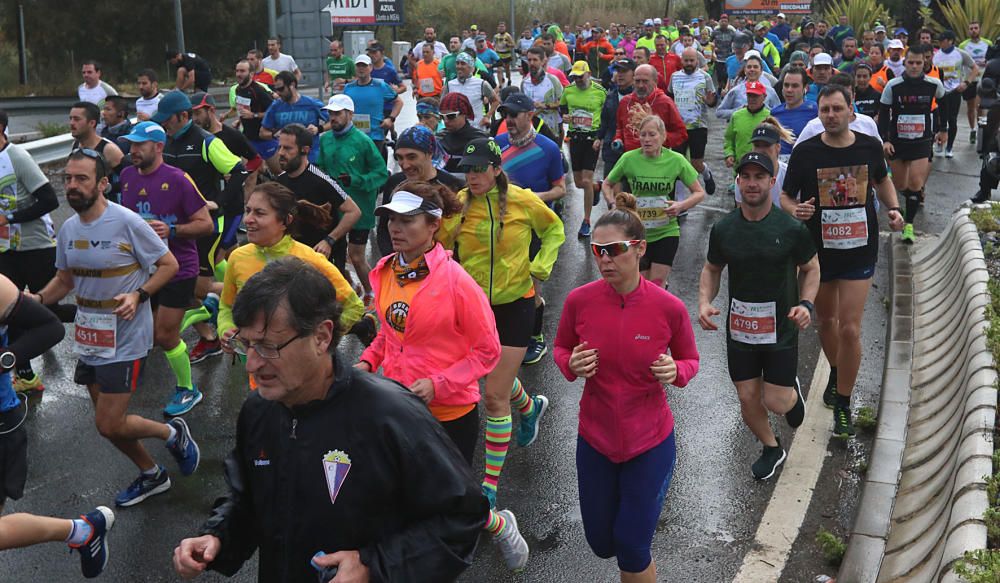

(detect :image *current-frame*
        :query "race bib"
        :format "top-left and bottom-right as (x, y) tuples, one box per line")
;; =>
(74, 311), (117, 358)
(821, 207), (868, 249)
(570, 109), (594, 130)
(235, 96), (252, 111)
(419, 78), (435, 94)
(0, 223), (21, 252)
(635, 196), (672, 229)
(354, 114), (372, 134)
(778, 154), (790, 165)
(897, 114), (925, 140)
(729, 299), (777, 345)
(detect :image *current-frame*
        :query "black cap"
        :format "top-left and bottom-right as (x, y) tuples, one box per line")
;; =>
(366, 42), (385, 52)
(499, 93), (534, 115)
(750, 125), (780, 145)
(615, 58), (637, 72)
(735, 152), (775, 176)
(458, 137), (503, 168)
(939, 30), (956, 41)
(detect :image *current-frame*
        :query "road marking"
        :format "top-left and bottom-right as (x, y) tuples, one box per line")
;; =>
(732, 353), (832, 583)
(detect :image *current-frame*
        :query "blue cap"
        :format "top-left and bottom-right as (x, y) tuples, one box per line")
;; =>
(151, 90), (192, 124)
(894, 27), (909, 36)
(118, 121), (167, 145)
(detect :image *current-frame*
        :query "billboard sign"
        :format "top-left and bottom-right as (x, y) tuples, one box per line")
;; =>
(724, 0), (811, 15)
(323, 0), (403, 26)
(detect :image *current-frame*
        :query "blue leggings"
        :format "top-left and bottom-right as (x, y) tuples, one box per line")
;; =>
(576, 432), (676, 573)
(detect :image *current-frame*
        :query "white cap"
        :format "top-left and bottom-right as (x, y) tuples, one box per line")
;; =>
(874, 25), (887, 33)
(887, 39), (905, 49)
(324, 94), (355, 112)
(812, 53), (833, 66)
(644, 18), (654, 26)
(354, 54), (372, 66)
(653, 17), (662, 25)
(743, 49), (763, 61)
(777, 12), (786, 18)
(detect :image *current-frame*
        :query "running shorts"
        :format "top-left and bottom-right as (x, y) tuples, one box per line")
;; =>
(151, 277), (198, 310)
(569, 134), (600, 171)
(963, 81), (979, 101)
(820, 262), (875, 282)
(676, 128), (708, 160)
(490, 296), (535, 348)
(639, 236), (679, 270)
(727, 345), (798, 387)
(251, 139), (279, 160)
(889, 140), (933, 162)
(74, 358), (147, 394)
(347, 229), (371, 246)
(0, 402), (28, 504)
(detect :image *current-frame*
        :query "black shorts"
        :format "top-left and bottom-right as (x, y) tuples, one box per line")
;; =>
(0, 402), (28, 505)
(152, 277), (198, 310)
(889, 140), (933, 162)
(490, 296), (535, 348)
(194, 70), (212, 93)
(639, 236), (679, 270)
(348, 229), (371, 246)
(727, 345), (798, 387)
(498, 56), (513, 65)
(74, 358), (146, 394)
(569, 134), (600, 171)
(820, 262), (875, 282)
(963, 81), (979, 101)
(196, 232), (222, 278)
(676, 128), (708, 160)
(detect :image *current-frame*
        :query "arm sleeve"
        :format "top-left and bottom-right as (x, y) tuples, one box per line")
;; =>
(666, 300), (700, 387)
(553, 291), (580, 381)
(526, 195), (565, 281)
(428, 275), (501, 396)
(218, 257), (239, 336)
(2, 294), (64, 365)
(261, 103), (278, 130)
(11, 183), (58, 224)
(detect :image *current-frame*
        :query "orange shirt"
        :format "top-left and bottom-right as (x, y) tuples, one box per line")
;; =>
(415, 59), (443, 97)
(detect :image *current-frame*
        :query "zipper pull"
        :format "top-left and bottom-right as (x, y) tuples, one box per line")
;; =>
(290, 418), (298, 440)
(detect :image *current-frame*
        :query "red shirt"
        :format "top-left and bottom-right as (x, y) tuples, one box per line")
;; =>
(614, 88), (689, 151)
(252, 71), (275, 86)
(649, 52), (682, 93)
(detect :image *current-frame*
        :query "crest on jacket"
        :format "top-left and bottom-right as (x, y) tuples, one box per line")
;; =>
(322, 450), (352, 504)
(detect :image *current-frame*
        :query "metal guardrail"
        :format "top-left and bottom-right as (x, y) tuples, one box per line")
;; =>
(839, 209), (997, 582)
(22, 133), (75, 166)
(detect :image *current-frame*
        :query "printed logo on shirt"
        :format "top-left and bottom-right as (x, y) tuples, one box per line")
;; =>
(816, 165), (869, 207)
(634, 334), (650, 341)
(386, 301), (409, 333)
(253, 449), (271, 467)
(322, 450), (352, 504)
(161, 182), (171, 191)
(138, 188), (147, 197)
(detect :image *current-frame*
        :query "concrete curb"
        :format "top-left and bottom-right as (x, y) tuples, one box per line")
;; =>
(839, 209), (997, 583)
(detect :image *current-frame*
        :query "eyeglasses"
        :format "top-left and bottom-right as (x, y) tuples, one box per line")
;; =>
(71, 147), (108, 178)
(226, 329), (304, 359)
(591, 240), (642, 258)
(442, 111), (461, 120)
(273, 85), (287, 92)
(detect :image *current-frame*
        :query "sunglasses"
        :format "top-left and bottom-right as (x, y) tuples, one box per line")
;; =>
(273, 85), (287, 92)
(591, 240), (642, 258)
(464, 165), (493, 173)
(442, 111), (462, 120)
(71, 147), (109, 177)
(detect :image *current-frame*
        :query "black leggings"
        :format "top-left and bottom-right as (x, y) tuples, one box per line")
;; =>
(939, 91), (963, 149)
(441, 406), (480, 467)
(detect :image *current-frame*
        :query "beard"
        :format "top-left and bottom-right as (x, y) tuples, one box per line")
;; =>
(66, 187), (100, 212)
(279, 153), (303, 172)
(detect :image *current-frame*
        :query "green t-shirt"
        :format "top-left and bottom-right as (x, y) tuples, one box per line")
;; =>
(326, 55), (355, 81)
(605, 147), (699, 240)
(560, 81), (607, 133)
(707, 206), (816, 351)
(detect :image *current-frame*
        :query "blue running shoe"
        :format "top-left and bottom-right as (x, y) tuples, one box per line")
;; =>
(516, 395), (549, 447)
(166, 417), (201, 476)
(115, 467), (171, 507)
(522, 336), (548, 365)
(203, 293), (220, 328)
(71, 506), (115, 578)
(482, 484), (497, 509)
(164, 387), (203, 417)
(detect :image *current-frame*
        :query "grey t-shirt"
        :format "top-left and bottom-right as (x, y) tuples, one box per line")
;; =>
(0, 142), (54, 251)
(56, 202), (168, 365)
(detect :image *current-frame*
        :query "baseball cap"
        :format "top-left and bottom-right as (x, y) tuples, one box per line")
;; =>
(118, 121), (167, 145)
(895, 27), (908, 36)
(569, 61), (591, 78)
(736, 152), (775, 176)
(654, 17), (662, 25)
(324, 94), (355, 112)
(887, 39), (905, 49)
(644, 19), (654, 26)
(458, 137), (502, 168)
(812, 53), (833, 66)
(776, 12), (786, 18)
(151, 90), (192, 124)
(874, 25), (887, 33)
(354, 54), (372, 66)
(366, 42), (385, 53)
(475, 34), (487, 42)
(470, 24), (478, 30)
(755, 21), (768, 31)
(499, 93), (534, 115)
(744, 49), (763, 61)
(615, 58), (638, 72)
(189, 92), (216, 110)
(750, 124), (780, 145)
(801, 19), (815, 29)
(939, 30), (956, 41)
(374, 190), (443, 218)
(745, 81), (767, 96)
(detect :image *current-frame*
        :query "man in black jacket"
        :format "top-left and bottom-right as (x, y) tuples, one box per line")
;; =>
(173, 257), (488, 583)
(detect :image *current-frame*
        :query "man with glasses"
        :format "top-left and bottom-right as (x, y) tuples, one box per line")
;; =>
(260, 71), (328, 164)
(344, 54), (404, 160)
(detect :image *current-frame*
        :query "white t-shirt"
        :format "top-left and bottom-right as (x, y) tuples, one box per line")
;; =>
(794, 113), (882, 147)
(414, 40), (449, 60)
(77, 81), (117, 105)
(135, 93), (163, 118)
(264, 53), (298, 74)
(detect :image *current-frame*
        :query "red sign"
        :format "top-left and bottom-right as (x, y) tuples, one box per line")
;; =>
(724, 0), (811, 15)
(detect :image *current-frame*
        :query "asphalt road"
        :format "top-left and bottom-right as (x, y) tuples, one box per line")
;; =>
(0, 84), (985, 582)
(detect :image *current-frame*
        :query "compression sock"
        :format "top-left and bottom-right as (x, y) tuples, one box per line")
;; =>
(510, 377), (535, 416)
(827, 366), (838, 391)
(903, 190), (921, 224)
(65, 518), (93, 546)
(484, 509), (507, 536)
(15, 364), (35, 381)
(213, 259), (228, 283)
(531, 299), (545, 337)
(483, 415), (512, 496)
(164, 341), (194, 390)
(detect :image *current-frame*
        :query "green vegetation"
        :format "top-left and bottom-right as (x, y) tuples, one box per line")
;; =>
(971, 205), (1000, 233)
(35, 122), (69, 138)
(855, 406), (877, 431)
(922, 0), (1000, 43)
(822, 0), (891, 36)
(816, 528), (847, 566)
(954, 549), (1000, 582)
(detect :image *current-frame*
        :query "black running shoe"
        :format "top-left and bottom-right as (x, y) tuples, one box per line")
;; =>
(752, 442), (786, 480)
(833, 401), (856, 438)
(786, 376), (806, 428)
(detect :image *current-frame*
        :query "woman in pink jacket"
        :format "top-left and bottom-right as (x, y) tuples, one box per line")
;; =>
(355, 180), (529, 571)
(554, 192), (699, 583)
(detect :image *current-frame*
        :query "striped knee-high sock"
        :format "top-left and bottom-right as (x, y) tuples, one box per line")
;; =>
(484, 509), (506, 536)
(510, 377), (535, 416)
(483, 415), (512, 495)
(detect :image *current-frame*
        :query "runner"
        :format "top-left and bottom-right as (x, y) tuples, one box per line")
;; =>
(734, 122), (793, 205)
(247, 48), (276, 85)
(259, 72), (328, 164)
(358, 180), (529, 571)
(560, 61), (607, 237)
(602, 115), (705, 288)
(135, 69), (163, 122)
(69, 101), (126, 204)
(229, 60), (279, 175)
(933, 30), (979, 157)
(262, 36), (301, 80)
(190, 92), (264, 182)
(877, 45), (946, 243)
(717, 54), (781, 119)
(343, 54), (404, 159)
(521, 47), (565, 139)
(440, 138), (563, 510)
(554, 192), (699, 582)
(99, 97), (132, 146)
(853, 63), (882, 118)
(771, 68), (818, 160)
(33, 149), (200, 506)
(494, 21), (516, 87)
(77, 60), (117, 108)
(596, 58), (635, 194)
(960, 22), (993, 143)
(166, 50), (212, 92)
(670, 47), (718, 193)
(324, 40), (354, 95)
(700, 152), (820, 479)
(724, 81), (773, 176)
(438, 92), (490, 173)
(613, 64), (687, 153)
(412, 43), (445, 99)
(782, 85), (905, 436)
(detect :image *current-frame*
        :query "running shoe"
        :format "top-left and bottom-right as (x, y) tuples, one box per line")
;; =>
(522, 336), (548, 365)
(189, 338), (222, 363)
(482, 484), (497, 509)
(751, 442), (786, 480)
(786, 376), (806, 428)
(593, 181), (602, 206)
(934, 142), (943, 154)
(70, 506), (115, 578)
(516, 395), (549, 447)
(945, 148), (954, 158)
(823, 375), (837, 409)
(970, 130), (977, 144)
(578, 220), (592, 238)
(833, 401), (856, 438)
(971, 190), (990, 204)
(13, 373), (44, 396)
(163, 386), (203, 417)
(180, 306), (211, 332)
(901, 223), (915, 245)
(203, 293), (220, 327)
(166, 417), (201, 476)
(493, 509), (530, 571)
(704, 166), (716, 195)
(115, 466), (171, 507)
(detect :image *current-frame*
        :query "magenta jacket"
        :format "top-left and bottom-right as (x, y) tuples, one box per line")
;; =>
(361, 243), (501, 407)
(554, 278), (699, 462)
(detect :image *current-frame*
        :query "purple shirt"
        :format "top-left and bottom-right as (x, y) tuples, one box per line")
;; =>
(120, 163), (207, 281)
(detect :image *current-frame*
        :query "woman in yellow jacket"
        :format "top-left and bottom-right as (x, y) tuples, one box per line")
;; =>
(440, 137), (565, 509)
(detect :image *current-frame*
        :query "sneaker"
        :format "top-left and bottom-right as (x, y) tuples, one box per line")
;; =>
(945, 148), (954, 158)
(522, 336), (548, 365)
(493, 509), (530, 571)
(202, 293), (220, 327)
(163, 387), (203, 417)
(189, 338), (222, 364)
(482, 484), (497, 509)
(180, 306), (211, 332)
(971, 129), (977, 144)
(115, 466), (171, 507)
(901, 223), (915, 245)
(751, 442), (786, 480)
(823, 374), (837, 409)
(13, 373), (44, 396)
(833, 400), (856, 438)
(704, 167), (716, 195)
(71, 506), (115, 578)
(934, 142), (943, 154)
(593, 181), (602, 207)
(166, 417), (200, 476)
(971, 190), (991, 204)
(786, 376), (806, 429)
(578, 220), (592, 238)
(516, 395), (549, 447)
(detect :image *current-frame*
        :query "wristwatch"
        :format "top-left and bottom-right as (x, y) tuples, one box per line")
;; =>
(323, 235), (337, 249)
(0, 351), (15, 371)
(169, 224), (177, 238)
(799, 299), (815, 316)
(136, 288), (150, 303)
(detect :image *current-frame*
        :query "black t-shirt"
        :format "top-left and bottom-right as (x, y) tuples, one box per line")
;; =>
(214, 125), (258, 163)
(178, 53), (211, 74)
(376, 169), (465, 257)
(235, 81), (274, 141)
(783, 131), (888, 274)
(276, 165), (349, 247)
(854, 86), (881, 118)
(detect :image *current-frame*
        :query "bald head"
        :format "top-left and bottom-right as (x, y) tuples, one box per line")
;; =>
(634, 64), (657, 98)
(681, 47), (700, 72)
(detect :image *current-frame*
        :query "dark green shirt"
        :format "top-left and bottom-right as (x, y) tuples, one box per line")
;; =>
(707, 206), (816, 351)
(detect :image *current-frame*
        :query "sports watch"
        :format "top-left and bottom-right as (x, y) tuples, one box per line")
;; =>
(0, 351), (16, 371)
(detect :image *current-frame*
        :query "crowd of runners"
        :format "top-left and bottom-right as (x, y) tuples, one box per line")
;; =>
(0, 9), (999, 582)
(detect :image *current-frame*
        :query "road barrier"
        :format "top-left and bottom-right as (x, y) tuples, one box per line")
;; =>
(840, 209), (997, 582)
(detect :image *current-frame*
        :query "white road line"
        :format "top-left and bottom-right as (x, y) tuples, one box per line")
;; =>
(732, 354), (832, 583)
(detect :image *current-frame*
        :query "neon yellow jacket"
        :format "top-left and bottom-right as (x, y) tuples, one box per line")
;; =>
(441, 184), (564, 305)
(218, 235), (364, 334)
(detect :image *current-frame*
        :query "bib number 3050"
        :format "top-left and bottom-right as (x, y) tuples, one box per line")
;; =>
(730, 299), (777, 345)
(74, 311), (117, 359)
